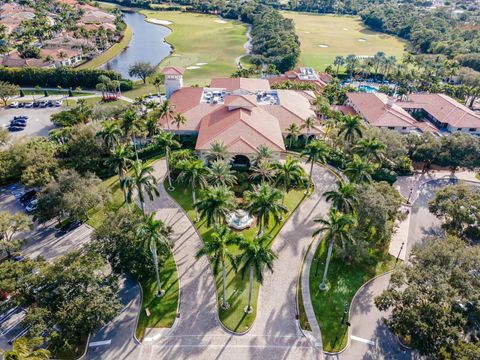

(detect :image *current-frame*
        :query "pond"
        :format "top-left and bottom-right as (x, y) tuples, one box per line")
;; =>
(101, 12), (172, 79)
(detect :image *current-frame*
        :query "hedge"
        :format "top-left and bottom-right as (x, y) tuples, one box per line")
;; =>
(0, 67), (122, 89)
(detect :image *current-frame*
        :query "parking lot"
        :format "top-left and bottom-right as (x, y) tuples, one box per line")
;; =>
(0, 106), (62, 140)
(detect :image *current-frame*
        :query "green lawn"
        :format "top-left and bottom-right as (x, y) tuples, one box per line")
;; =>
(136, 253), (179, 341)
(309, 239), (394, 352)
(20, 89), (90, 97)
(64, 96), (130, 110)
(139, 10), (248, 87)
(283, 12), (407, 71)
(77, 26), (133, 70)
(167, 180), (307, 332)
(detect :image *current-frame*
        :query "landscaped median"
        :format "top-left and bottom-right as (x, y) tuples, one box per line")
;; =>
(77, 26), (133, 70)
(305, 238), (394, 352)
(167, 180), (308, 333)
(87, 156), (179, 341)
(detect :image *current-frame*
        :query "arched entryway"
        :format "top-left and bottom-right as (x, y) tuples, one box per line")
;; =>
(232, 154), (250, 168)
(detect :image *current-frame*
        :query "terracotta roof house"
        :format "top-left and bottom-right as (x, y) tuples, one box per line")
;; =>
(397, 94), (480, 135)
(1, 47), (82, 68)
(161, 68), (320, 165)
(346, 92), (441, 135)
(267, 67), (332, 92)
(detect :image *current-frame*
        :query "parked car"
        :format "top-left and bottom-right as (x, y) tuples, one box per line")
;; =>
(9, 102), (19, 108)
(58, 220), (83, 235)
(8, 126), (24, 132)
(32, 102), (40, 108)
(24, 102), (33, 108)
(54, 100), (62, 107)
(18, 102), (25, 108)
(20, 190), (37, 205)
(10, 121), (26, 128)
(39, 101), (48, 108)
(25, 199), (37, 213)
(12, 255), (24, 262)
(13, 115), (28, 120)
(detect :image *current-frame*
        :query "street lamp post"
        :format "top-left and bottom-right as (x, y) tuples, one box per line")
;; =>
(314, 256), (320, 277)
(341, 302), (349, 325)
(407, 187), (413, 204)
(395, 241), (405, 268)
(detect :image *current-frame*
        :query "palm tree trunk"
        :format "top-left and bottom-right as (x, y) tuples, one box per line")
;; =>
(222, 260), (228, 309)
(139, 184), (146, 216)
(246, 264), (253, 313)
(132, 134), (139, 161)
(319, 240), (334, 291)
(309, 161), (314, 190)
(151, 244), (164, 297)
(166, 146), (173, 189)
(192, 181), (199, 222)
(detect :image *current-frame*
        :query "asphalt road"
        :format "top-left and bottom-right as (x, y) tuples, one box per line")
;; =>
(0, 107), (61, 140)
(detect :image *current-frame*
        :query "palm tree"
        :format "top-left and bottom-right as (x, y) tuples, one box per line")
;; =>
(313, 209), (354, 291)
(273, 156), (305, 205)
(159, 99), (175, 131)
(208, 140), (229, 162)
(3, 337), (50, 359)
(97, 120), (122, 150)
(254, 144), (274, 163)
(145, 114), (160, 138)
(196, 226), (241, 309)
(344, 154), (374, 183)
(123, 160), (159, 215)
(323, 181), (357, 214)
(207, 160), (237, 187)
(137, 213), (172, 297)
(333, 55), (345, 75)
(249, 158), (275, 184)
(195, 185), (235, 229)
(338, 114), (363, 149)
(121, 108), (145, 159)
(108, 143), (133, 203)
(172, 112), (187, 130)
(237, 233), (277, 313)
(245, 183), (288, 235)
(302, 139), (329, 192)
(150, 73), (165, 98)
(176, 159), (208, 222)
(301, 116), (317, 144)
(353, 138), (386, 164)
(286, 123), (301, 148)
(345, 54), (358, 80)
(312, 95), (330, 120)
(373, 51), (386, 79)
(155, 130), (180, 190)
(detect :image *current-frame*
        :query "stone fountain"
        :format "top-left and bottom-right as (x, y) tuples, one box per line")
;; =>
(226, 209), (254, 230)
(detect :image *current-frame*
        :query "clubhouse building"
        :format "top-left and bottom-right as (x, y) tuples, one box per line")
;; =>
(160, 66), (323, 166)
(345, 92), (480, 136)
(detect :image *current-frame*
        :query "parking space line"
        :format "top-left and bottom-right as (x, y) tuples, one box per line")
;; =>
(89, 340), (112, 347)
(350, 335), (375, 346)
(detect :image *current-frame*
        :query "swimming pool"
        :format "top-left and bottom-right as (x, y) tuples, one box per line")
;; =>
(358, 85), (379, 93)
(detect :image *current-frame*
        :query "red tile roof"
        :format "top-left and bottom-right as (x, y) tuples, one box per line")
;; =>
(161, 66), (185, 75)
(397, 93), (480, 128)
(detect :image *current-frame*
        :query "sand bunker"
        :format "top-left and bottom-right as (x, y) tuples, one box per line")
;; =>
(215, 19), (227, 24)
(186, 66), (201, 70)
(343, 28), (349, 31)
(148, 19), (172, 25)
(358, 38), (367, 42)
(318, 44), (329, 48)
(195, 62), (208, 66)
(304, 31), (311, 34)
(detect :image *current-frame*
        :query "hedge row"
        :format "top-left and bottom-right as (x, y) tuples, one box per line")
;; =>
(0, 67), (122, 89)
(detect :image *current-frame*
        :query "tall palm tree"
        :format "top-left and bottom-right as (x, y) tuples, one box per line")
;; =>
(344, 154), (374, 183)
(302, 139), (329, 192)
(150, 73), (165, 98)
(121, 108), (144, 160)
(123, 160), (159, 215)
(373, 51), (386, 79)
(137, 213), (172, 297)
(208, 140), (229, 162)
(172, 112), (187, 130)
(158, 99), (175, 131)
(338, 114), (363, 149)
(301, 116), (317, 144)
(312, 95), (330, 120)
(196, 226), (241, 309)
(155, 131), (180, 190)
(249, 158), (275, 184)
(313, 209), (354, 291)
(195, 185), (235, 229)
(245, 183), (288, 235)
(237, 233), (277, 313)
(286, 123), (301, 148)
(353, 138), (386, 164)
(345, 54), (358, 80)
(108, 143), (133, 203)
(273, 156), (305, 205)
(323, 181), (357, 214)
(3, 337), (50, 359)
(97, 120), (122, 150)
(176, 159), (208, 222)
(254, 144), (274, 163)
(207, 160), (237, 187)
(333, 55), (345, 75)
(145, 114), (160, 138)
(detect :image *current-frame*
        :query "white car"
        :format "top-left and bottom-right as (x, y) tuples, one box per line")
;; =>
(9, 102), (19, 108)
(54, 100), (62, 107)
(24, 102), (34, 108)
